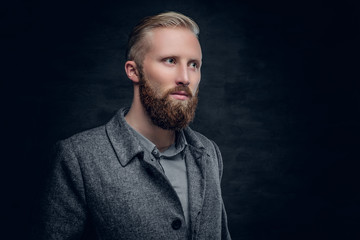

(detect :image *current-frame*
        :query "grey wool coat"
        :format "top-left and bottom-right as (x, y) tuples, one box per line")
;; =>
(39, 108), (231, 240)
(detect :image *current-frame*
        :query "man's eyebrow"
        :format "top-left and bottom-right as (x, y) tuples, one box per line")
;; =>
(189, 58), (202, 62)
(157, 54), (177, 59)
(158, 54), (201, 59)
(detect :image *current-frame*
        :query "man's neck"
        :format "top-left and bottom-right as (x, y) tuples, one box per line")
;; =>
(125, 104), (176, 152)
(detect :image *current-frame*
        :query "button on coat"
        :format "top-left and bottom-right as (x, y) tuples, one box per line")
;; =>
(171, 218), (182, 230)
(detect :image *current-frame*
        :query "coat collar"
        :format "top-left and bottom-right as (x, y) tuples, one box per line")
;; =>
(105, 108), (206, 167)
(105, 108), (143, 167)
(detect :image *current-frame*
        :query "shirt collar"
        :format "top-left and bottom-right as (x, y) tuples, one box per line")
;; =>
(126, 120), (187, 159)
(162, 131), (187, 158)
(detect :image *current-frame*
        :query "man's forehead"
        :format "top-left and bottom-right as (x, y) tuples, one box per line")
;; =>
(145, 27), (202, 59)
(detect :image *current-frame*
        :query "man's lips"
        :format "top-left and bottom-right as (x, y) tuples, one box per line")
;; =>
(170, 91), (189, 100)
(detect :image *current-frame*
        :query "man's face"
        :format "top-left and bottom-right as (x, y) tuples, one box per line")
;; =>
(139, 27), (202, 130)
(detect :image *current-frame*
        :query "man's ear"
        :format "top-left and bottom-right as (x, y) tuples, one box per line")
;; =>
(125, 61), (140, 83)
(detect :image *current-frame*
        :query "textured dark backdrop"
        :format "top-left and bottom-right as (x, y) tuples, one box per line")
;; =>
(2, 0), (360, 239)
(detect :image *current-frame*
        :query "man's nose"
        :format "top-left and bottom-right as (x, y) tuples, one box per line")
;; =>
(175, 64), (190, 86)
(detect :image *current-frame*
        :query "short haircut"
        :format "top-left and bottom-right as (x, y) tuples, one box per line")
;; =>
(126, 11), (200, 69)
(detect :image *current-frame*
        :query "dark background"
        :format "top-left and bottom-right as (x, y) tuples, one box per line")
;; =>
(2, 0), (360, 239)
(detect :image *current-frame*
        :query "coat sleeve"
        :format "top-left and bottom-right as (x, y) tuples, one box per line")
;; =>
(211, 140), (232, 240)
(38, 140), (88, 240)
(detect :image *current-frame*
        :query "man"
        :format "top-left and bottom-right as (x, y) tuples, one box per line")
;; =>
(39, 11), (231, 240)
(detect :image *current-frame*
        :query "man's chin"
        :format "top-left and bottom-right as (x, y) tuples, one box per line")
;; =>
(150, 105), (195, 131)
(167, 96), (191, 107)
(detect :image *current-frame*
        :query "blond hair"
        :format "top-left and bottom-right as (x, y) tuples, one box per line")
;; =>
(126, 11), (200, 68)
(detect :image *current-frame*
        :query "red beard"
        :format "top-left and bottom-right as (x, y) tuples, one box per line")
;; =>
(139, 72), (199, 131)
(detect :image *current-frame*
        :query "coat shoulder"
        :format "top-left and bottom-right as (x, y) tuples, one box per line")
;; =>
(57, 125), (109, 154)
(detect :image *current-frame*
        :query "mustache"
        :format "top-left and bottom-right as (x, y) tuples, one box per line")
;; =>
(166, 85), (193, 98)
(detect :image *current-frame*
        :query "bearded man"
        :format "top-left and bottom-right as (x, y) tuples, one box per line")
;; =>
(39, 12), (231, 240)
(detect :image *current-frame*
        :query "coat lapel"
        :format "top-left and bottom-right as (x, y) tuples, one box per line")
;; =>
(182, 127), (209, 234)
(185, 144), (207, 234)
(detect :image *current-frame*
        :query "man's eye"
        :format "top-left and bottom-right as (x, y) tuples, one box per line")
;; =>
(190, 62), (198, 68)
(164, 58), (176, 64)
